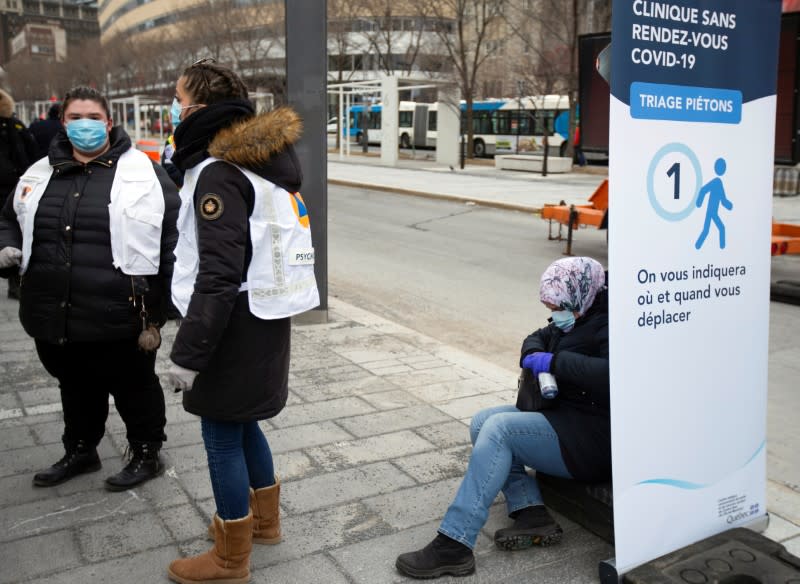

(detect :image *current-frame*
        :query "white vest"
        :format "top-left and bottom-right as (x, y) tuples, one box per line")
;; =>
(12, 149), (165, 275)
(171, 157), (319, 320)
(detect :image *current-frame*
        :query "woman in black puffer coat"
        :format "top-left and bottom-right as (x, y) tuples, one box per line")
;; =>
(162, 60), (319, 584)
(396, 257), (609, 580)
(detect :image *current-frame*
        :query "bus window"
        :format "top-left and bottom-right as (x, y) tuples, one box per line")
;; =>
(428, 111), (437, 131)
(369, 111), (381, 129)
(399, 111), (413, 128)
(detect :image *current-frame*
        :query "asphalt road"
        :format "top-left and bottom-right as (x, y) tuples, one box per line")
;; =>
(328, 184), (609, 371)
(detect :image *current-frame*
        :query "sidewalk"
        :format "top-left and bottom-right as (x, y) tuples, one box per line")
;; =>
(1, 158), (798, 583)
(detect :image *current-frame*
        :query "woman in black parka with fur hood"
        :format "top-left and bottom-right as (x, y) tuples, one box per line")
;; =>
(162, 61), (319, 584)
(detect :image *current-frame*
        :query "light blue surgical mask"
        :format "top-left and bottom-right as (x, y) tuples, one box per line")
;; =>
(171, 98), (182, 128)
(551, 309), (576, 332)
(171, 98), (201, 128)
(66, 118), (108, 153)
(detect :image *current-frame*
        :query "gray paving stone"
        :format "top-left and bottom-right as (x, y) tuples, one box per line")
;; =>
(0, 473), (53, 507)
(252, 553), (351, 584)
(292, 375), (400, 402)
(290, 363), (372, 386)
(0, 392), (20, 411)
(434, 391), (517, 420)
(329, 519), (491, 584)
(366, 364), (415, 375)
(0, 423), (35, 449)
(764, 512), (800, 542)
(336, 405), (453, 438)
(0, 350), (32, 362)
(268, 450), (315, 482)
(158, 502), (209, 542)
(2, 489), (148, 543)
(76, 510), (172, 562)
(176, 467), (214, 504)
(271, 396), (376, 429)
(268, 420), (354, 454)
(291, 350), (354, 371)
(26, 546), (180, 584)
(250, 502), (392, 569)
(405, 377), (507, 403)
(363, 477), (463, 530)
(384, 366), (474, 389)
(27, 420), (65, 445)
(306, 430), (435, 471)
(135, 469), (194, 509)
(17, 386), (60, 407)
(2, 340), (35, 353)
(359, 389), (423, 410)
(162, 442), (209, 474)
(413, 420), (471, 449)
(281, 462), (416, 514)
(393, 446), (471, 484)
(159, 419), (203, 448)
(784, 534), (800, 557)
(0, 530), (82, 584)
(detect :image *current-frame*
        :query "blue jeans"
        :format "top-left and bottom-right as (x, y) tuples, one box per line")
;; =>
(438, 405), (572, 549)
(200, 418), (275, 520)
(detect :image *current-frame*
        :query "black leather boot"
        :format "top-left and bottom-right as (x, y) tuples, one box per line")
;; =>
(33, 439), (101, 487)
(494, 505), (563, 551)
(395, 533), (475, 579)
(105, 442), (164, 492)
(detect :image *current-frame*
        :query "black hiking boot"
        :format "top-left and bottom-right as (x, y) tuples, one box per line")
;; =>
(105, 442), (164, 492)
(33, 440), (101, 487)
(494, 505), (563, 551)
(395, 533), (475, 579)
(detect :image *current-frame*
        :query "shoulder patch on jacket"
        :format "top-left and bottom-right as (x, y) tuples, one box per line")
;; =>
(199, 193), (224, 220)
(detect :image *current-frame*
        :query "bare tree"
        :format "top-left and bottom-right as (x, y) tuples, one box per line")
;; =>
(413, 0), (505, 158)
(504, 0), (612, 158)
(357, 0), (429, 77)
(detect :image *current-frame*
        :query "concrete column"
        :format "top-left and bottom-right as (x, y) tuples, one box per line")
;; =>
(380, 76), (399, 166)
(436, 85), (460, 167)
(286, 0), (328, 320)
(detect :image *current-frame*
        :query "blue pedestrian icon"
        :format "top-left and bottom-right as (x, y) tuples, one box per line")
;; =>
(695, 157), (733, 250)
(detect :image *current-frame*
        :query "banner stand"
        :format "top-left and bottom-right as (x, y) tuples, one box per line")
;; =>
(597, 514), (771, 583)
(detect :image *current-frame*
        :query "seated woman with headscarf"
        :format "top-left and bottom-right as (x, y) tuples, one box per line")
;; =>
(396, 256), (610, 579)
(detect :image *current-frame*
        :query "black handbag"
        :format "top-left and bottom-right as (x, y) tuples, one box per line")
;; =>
(515, 329), (562, 412)
(515, 368), (556, 411)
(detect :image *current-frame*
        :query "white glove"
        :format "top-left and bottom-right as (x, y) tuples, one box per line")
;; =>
(0, 247), (22, 269)
(163, 362), (199, 392)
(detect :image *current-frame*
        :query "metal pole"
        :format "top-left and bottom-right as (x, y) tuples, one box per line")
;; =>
(338, 86), (344, 160)
(286, 0), (328, 320)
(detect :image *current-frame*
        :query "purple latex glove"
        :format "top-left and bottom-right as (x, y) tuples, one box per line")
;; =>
(522, 352), (553, 376)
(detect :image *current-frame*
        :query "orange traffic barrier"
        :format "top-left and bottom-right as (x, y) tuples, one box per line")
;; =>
(541, 179), (609, 254)
(771, 221), (800, 256)
(135, 139), (161, 163)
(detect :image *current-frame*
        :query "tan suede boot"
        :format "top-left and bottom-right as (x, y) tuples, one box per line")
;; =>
(168, 513), (252, 584)
(207, 477), (281, 545)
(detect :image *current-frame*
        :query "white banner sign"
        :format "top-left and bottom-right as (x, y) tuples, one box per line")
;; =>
(608, 0), (782, 574)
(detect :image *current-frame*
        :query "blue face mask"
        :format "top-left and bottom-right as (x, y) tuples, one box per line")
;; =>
(171, 98), (182, 128)
(66, 118), (108, 153)
(551, 309), (576, 332)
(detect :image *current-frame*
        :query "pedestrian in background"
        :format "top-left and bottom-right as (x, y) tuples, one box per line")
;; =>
(163, 59), (319, 584)
(0, 88), (38, 299)
(0, 86), (180, 491)
(29, 103), (63, 159)
(396, 257), (610, 579)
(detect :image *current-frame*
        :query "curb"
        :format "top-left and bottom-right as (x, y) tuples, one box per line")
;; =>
(328, 178), (543, 215)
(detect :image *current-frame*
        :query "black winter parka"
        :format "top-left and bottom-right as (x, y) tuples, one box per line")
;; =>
(520, 289), (610, 482)
(0, 127), (180, 344)
(168, 103), (304, 423)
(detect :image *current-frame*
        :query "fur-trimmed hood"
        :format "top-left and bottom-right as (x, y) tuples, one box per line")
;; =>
(0, 89), (15, 118)
(209, 107), (303, 192)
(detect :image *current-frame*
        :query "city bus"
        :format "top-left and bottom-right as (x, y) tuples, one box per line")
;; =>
(344, 95), (572, 157)
(344, 101), (430, 147)
(426, 96), (571, 157)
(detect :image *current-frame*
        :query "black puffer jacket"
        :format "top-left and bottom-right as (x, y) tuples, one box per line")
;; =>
(169, 102), (304, 422)
(0, 127), (180, 343)
(520, 289), (610, 481)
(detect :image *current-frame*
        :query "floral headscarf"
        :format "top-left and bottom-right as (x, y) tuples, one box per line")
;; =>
(539, 257), (606, 317)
